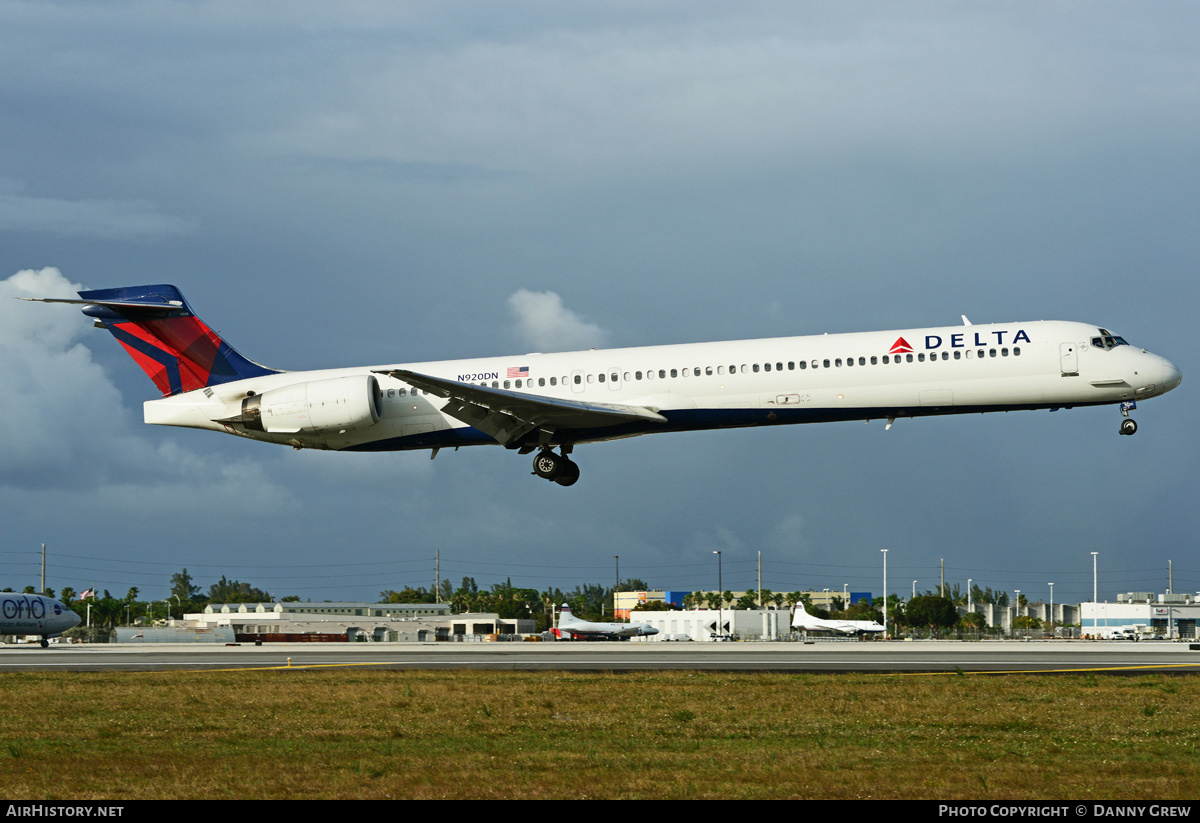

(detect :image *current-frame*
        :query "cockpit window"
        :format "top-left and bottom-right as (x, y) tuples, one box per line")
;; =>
(1093, 330), (1129, 350)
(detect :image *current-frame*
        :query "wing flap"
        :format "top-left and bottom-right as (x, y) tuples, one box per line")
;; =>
(374, 368), (667, 446)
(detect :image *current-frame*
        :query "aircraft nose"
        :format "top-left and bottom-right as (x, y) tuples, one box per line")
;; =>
(1162, 357), (1182, 393)
(64, 608), (81, 629)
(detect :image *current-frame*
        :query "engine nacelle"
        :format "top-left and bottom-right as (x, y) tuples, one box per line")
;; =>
(241, 375), (382, 434)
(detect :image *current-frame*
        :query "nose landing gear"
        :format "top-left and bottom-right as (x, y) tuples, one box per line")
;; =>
(1119, 400), (1138, 436)
(532, 449), (580, 486)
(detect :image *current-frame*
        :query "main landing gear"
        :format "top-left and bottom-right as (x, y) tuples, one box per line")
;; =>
(1119, 400), (1138, 436)
(532, 449), (580, 486)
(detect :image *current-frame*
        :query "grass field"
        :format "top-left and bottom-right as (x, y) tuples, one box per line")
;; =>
(2, 669), (1198, 799)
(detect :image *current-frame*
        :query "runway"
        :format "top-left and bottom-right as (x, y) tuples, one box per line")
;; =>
(3, 639), (1199, 674)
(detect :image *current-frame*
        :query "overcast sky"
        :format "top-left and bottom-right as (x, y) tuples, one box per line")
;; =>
(2, 2), (1196, 606)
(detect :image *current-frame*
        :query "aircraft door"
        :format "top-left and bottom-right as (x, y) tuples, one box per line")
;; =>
(1060, 343), (1079, 376)
(570, 369), (585, 394)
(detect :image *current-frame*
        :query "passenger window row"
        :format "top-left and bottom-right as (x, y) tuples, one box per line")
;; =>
(387, 347), (1023, 396)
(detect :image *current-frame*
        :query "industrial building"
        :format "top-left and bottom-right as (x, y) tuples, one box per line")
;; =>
(961, 602), (1080, 633)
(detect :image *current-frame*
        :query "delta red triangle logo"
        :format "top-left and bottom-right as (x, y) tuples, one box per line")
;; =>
(889, 337), (913, 354)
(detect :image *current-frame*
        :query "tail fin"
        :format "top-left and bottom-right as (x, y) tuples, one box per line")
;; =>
(73, 284), (276, 396)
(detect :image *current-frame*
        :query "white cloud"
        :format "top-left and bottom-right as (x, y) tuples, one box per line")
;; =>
(507, 289), (606, 352)
(0, 269), (294, 517)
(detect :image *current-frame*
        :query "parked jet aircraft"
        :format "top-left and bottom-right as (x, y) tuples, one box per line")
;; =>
(25, 285), (1180, 486)
(552, 604), (659, 640)
(791, 602), (885, 635)
(0, 593), (81, 647)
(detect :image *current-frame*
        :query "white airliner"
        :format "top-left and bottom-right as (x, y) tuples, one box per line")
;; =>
(791, 602), (884, 635)
(0, 593), (81, 647)
(25, 285), (1180, 486)
(552, 604), (659, 640)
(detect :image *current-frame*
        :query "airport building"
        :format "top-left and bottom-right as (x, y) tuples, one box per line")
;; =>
(634, 608), (789, 641)
(617, 590), (872, 619)
(613, 590), (690, 618)
(167, 602), (534, 642)
(1080, 592), (1199, 639)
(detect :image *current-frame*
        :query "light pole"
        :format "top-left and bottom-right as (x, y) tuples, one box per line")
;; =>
(612, 556), (619, 619)
(1091, 552), (1098, 604)
(713, 550), (722, 638)
(881, 548), (888, 637)
(1048, 583), (1054, 635)
(968, 578), (973, 612)
(912, 580), (917, 599)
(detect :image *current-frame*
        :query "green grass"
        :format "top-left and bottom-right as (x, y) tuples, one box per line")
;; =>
(2, 670), (1199, 799)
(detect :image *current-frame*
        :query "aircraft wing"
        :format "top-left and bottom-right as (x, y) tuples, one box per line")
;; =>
(374, 369), (668, 447)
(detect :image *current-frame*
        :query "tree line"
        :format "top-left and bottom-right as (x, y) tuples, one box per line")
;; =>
(4, 573), (1049, 635)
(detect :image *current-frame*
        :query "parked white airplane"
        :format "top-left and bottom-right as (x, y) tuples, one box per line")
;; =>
(25, 285), (1180, 486)
(791, 602), (884, 635)
(0, 593), (81, 647)
(553, 603), (659, 640)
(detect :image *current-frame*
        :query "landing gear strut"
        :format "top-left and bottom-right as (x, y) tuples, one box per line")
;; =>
(532, 449), (580, 486)
(1119, 400), (1138, 436)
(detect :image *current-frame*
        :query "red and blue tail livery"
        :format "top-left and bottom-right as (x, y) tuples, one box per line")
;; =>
(34, 284), (277, 396)
(26, 284), (1180, 487)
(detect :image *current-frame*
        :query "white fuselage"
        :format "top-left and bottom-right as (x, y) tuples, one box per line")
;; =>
(791, 604), (885, 634)
(0, 594), (80, 641)
(143, 320), (1181, 453)
(556, 606), (658, 639)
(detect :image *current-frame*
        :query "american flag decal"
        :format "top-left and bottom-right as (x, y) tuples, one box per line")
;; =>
(507, 366), (529, 378)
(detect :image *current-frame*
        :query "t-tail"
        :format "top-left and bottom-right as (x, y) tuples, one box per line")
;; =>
(33, 284), (277, 396)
